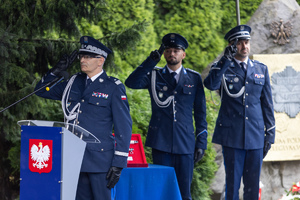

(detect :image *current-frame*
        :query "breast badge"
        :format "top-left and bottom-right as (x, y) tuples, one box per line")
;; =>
(159, 92), (163, 98)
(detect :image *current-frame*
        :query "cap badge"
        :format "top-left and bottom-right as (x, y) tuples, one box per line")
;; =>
(240, 26), (244, 30)
(84, 36), (88, 43)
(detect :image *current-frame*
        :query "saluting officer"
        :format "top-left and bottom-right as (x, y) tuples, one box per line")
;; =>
(35, 36), (132, 200)
(125, 33), (207, 200)
(204, 25), (275, 200)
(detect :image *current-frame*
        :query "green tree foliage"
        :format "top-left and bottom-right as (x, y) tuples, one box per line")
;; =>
(153, 0), (225, 72)
(220, 0), (264, 35)
(0, 0), (146, 199)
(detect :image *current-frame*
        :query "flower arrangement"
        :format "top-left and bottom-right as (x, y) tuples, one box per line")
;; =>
(279, 181), (300, 200)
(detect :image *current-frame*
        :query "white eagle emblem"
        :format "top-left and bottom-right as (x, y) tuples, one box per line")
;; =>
(30, 142), (51, 169)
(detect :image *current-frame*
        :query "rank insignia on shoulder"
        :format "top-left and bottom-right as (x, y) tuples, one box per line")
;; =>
(115, 80), (122, 85)
(254, 74), (264, 78)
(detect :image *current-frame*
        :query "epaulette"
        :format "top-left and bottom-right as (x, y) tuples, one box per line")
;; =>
(252, 59), (267, 66)
(154, 66), (163, 70)
(108, 76), (123, 85)
(186, 68), (201, 75)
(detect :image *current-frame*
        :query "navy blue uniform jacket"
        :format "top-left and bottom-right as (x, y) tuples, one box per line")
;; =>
(204, 57), (275, 149)
(35, 71), (132, 172)
(125, 57), (207, 154)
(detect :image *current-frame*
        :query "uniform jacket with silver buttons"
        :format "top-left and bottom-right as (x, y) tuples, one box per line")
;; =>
(204, 56), (275, 150)
(35, 70), (132, 172)
(125, 56), (207, 154)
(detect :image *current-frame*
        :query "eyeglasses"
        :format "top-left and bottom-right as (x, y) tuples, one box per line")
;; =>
(77, 54), (102, 60)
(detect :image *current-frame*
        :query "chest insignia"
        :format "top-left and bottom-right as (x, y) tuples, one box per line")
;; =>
(229, 84), (233, 90)
(92, 92), (109, 99)
(67, 102), (71, 107)
(163, 86), (168, 91)
(184, 84), (194, 88)
(159, 92), (163, 98)
(254, 74), (264, 78)
(234, 77), (239, 82)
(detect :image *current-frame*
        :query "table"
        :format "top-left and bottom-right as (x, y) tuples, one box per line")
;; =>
(112, 164), (182, 200)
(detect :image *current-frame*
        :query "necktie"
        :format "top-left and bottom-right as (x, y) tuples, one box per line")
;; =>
(86, 78), (92, 88)
(170, 72), (177, 86)
(240, 62), (247, 74)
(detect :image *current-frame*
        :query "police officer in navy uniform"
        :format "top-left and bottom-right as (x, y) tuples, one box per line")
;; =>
(125, 33), (207, 200)
(204, 25), (276, 200)
(35, 36), (132, 200)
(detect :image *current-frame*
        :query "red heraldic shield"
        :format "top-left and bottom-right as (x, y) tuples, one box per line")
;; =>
(29, 139), (53, 174)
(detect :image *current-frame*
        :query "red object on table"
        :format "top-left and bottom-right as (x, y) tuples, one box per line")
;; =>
(127, 134), (148, 167)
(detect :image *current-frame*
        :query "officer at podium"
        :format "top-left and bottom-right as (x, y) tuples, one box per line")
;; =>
(125, 33), (207, 200)
(35, 36), (132, 200)
(204, 25), (276, 200)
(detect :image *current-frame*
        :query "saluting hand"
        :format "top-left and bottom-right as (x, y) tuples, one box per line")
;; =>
(51, 50), (77, 76)
(223, 39), (238, 61)
(150, 44), (165, 62)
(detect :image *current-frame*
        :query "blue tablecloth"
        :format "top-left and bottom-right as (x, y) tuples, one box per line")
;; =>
(113, 164), (182, 200)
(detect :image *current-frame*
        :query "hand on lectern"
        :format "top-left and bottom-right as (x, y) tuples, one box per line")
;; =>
(106, 166), (123, 189)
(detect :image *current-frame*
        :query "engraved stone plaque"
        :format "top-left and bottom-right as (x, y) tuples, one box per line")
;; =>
(271, 66), (300, 118)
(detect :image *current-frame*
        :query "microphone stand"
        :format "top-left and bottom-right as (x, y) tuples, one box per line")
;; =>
(1, 79), (55, 113)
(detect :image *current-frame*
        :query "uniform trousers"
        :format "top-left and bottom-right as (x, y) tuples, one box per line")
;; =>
(152, 148), (194, 200)
(222, 146), (263, 200)
(76, 172), (111, 200)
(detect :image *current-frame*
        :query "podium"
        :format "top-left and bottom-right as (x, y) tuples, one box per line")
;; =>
(18, 120), (99, 200)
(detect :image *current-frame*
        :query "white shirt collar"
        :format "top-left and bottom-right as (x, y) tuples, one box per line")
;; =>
(87, 70), (103, 82)
(234, 57), (249, 65)
(167, 65), (182, 82)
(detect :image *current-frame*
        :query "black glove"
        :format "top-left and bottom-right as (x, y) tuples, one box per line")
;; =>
(106, 166), (123, 189)
(150, 44), (165, 62)
(263, 141), (271, 158)
(194, 148), (205, 163)
(223, 39), (238, 61)
(51, 50), (77, 76)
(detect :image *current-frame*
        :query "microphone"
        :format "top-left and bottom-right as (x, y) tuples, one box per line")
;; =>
(46, 71), (69, 91)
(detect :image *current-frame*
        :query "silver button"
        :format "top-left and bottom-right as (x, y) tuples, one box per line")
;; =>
(81, 99), (85, 102)
(77, 121), (80, 124)
(246, 93), (248, 96)
(174, 91), (177, 94)
(101, 149), (104, 151)
(174, 119), (177, 122)
(246, 117), (248, 120)
(246, 105), (248, 108)
(96, 102), (99, 105)
(246, 81), (248, 84)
